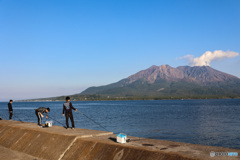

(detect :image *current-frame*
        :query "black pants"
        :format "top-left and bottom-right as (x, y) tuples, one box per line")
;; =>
(35, 110), (42, 126)
(9, 112), (13, 120)
(65, 113), (75, 128)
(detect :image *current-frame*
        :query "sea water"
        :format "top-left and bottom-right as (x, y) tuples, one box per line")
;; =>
(0, 99), (239, 149)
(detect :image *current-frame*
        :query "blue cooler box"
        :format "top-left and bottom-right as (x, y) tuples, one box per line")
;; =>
(117, 133), (127, 143)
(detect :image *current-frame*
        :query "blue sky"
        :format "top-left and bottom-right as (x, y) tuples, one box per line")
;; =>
(0, 0), (240, 101)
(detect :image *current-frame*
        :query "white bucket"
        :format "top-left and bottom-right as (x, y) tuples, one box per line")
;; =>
(117, 133), (127, 144)
(45, 121), (53, 127)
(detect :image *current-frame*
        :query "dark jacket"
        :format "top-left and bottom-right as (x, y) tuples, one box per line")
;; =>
(8, 103), (13, 112)
(63, 102), (76, 114)
(35, 107), (48, 116)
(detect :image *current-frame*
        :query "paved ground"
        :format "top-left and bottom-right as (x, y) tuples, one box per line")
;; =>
(84, 134), (240, 160)
(0, 146), (45, 160)
(0, 120), (239, 160)
(0, 120), (113, 137)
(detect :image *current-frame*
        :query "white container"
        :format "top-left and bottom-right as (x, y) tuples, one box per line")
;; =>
(117, 133), (127, 144)
(45, 121), (53, 127)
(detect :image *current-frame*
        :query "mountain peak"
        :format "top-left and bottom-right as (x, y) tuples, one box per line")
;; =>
(177, 65), (238, 83)
(127, 65), (239, 84)
(159, 64), (171, 68)
(127, 65), (183, 84)
(79, 64), (240, 99)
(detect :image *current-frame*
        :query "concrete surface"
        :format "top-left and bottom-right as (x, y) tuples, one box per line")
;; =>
(0, 120), (239, 160)
(0, 146), (44, 160)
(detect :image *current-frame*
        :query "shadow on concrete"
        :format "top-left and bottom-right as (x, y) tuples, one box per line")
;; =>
(108, 137), (117, 142)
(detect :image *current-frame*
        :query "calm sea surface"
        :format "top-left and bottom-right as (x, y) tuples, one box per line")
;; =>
(0, 99), (239, 149)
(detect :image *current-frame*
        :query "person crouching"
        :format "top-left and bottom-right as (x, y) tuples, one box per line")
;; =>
(35, 107), (50, 127)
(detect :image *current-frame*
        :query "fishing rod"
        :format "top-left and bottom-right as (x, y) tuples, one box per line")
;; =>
(47, 115), (65, 126)
(76, 110), (109, 132)
(12, 114), (24, 123)
(47, 110), (66, 126)
(4, 108), (24, 122)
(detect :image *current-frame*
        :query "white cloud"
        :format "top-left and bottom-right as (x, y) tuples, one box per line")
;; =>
(180, 50), (239, 66)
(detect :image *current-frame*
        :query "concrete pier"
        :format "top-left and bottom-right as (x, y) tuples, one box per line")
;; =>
(0, 120), (239, 160)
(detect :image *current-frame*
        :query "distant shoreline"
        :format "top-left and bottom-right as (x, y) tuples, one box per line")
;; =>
(16, 96), (240, 102)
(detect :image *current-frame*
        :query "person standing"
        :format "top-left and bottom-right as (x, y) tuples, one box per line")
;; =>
(8, 100), (13, 120)
(62, 96), (77, 129)
(35, 107), (50, 127)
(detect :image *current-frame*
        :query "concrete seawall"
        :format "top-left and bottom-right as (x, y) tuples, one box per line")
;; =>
(0, 120), (239, 160)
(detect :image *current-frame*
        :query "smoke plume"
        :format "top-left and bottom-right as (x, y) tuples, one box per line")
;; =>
(180, 50), (239, 66)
